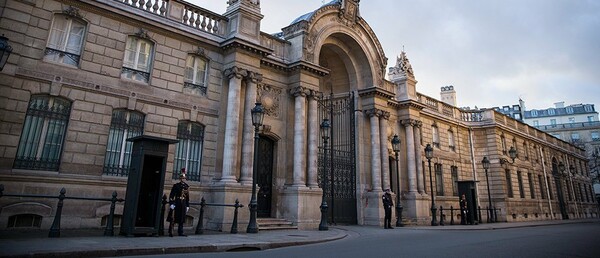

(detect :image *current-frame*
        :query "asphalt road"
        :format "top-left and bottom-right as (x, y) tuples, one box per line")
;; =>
(126, 223), (600, 258)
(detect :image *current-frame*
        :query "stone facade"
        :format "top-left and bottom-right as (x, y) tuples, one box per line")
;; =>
(0, 0), (597, 232)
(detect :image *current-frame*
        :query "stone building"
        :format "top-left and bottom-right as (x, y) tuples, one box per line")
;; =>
(0, 0), (596, 232)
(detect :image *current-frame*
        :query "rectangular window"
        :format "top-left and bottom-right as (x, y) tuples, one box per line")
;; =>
(122, 37), (153, 83)
(514, 113), (521, 120)
(571, 133), (580, 142)
(566, 180), (572, 201)
(588, 116), (594, 122)
(173, 121), (205, 181)
(432, 126), (440, 148)
(505, 170), (513, 198)
(435, 163), (444, 196)
(533, 120), (539, 126)
(45, 14), (86, 66)
(592, 131), (600, 141)
(184, 55), (208, 94)
(14, 96), (72, 171)
(448, 130), (455, 151)
(517, 171), (525, 198)
(550, 119), (557, 126)
(538, 175), (546, 199)
(103, 110), (145, 176)
(451, 166), (458, 196)
(568, 117), (575, 123)
(528, 173), (535, 199)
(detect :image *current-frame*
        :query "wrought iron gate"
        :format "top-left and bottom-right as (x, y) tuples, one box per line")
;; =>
(318, 93), (357, 224)
(257, 136), (274, 217)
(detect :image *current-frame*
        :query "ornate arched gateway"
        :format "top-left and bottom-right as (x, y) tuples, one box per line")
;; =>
(292, 0), (391, 225)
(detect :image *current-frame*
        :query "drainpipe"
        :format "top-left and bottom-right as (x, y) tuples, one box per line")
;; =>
(468, 128), (481, 211)
(539, 147), (554, 219)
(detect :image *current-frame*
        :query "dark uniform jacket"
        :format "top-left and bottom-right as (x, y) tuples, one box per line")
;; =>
(168, 181), (190, 224)
(382, 192), (394, 209)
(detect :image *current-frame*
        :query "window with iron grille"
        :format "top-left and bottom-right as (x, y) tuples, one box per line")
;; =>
(528, 173), (535, 199)
(538, 175), (546, 199)
(173, 121), (204, 181)
(7, 214), (42, 228)
(505, 170), (513, 198)
(517, 171), (525, 198)
(44, 14), (86, 66)
(14, 95), (72, 171)
(122, 36), (153, 83)
(103, 110), (144, 176)
(435, 163), (444, 196)
(184, 55), (208, 95)
(451, 166), (458, 196)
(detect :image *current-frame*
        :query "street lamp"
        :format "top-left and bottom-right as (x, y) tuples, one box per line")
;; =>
(0, 35), (13, 71)
(391, 135), (403, 227)
(319, 118), (330, 231)
(425, 144), (437, 226)
(482, 156), (493, 223)
(247, 103), (264, 233)
(500, 146), (517, 165)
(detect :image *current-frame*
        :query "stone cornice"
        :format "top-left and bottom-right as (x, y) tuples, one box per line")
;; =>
(389, 99), (426, 110)
(357, 87), (395, 99)
(221, 37), (273, 57)
(364, 108), (390, 119)
(223, 66), (248, 79)
(259, 59), (330, 77)
(289, 86), (311, 97)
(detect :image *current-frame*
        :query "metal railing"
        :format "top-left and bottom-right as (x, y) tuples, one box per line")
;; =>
(0, 184), (124, 237)
(159, 195), (244, 235)
(438, 205), (501, 226)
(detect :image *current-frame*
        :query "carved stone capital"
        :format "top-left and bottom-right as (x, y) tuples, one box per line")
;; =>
(309, 90), (323, 100)
(247, 71), (263, 84)
(290, 86), (310, 98)
(365, 108), (386, 118)
(401, 119), (419, 127)
(224, 66), (248, 79)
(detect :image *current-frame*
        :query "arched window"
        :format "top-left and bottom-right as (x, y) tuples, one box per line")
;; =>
(173, 121), (205, 181)
(184, 55), (208, 94)
(122, 36), (154, 83)
(7, 214), (42, 228)
(14, 95), (72, 171)
(45, 14), (86, 66)
(103, 109), (145, 176)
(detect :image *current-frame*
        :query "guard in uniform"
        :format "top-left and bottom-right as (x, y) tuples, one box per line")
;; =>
(382, 189), (394, 229)
(168, 168), (190, 237)
(460, 194), (469, 225)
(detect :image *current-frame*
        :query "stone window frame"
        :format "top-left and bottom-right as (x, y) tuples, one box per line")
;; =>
(434, 163), (444, 196)
(44, 12), (87, 67)
(528, 172), (535, 199)
(121, 33), (155, 84)
(183, 49), (210, 95)
(517, 171), (525, 198)
(432, 123), (440, 148)
(505, 169), (514, 198)
(447, 129), (455, 152)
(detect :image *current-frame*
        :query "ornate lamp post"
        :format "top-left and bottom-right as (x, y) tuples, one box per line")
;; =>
(482, 156), (493, 223)
(319, 118), (330, 231)
(247, 103), (264, 233)
(500, 146), (517, 165)
(391, 135), (403, 227)
(425, 144), (437, 226)
(0, 35), (13, 71)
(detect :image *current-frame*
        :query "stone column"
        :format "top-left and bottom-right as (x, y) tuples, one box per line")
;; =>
(290, 86), (309, 187)
(414, 121), (425, 194)
(307, 90), (321, 187)
(379, 112), (391, 191)
(402, 119), (418, 194)
(221, 67), (247, 183)
(366, 109), (383, 191)
(240, 72), (262, 185)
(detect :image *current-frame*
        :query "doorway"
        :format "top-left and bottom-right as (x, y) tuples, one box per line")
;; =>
(135, 155), (163, 227)
(256, 137), (274, 218)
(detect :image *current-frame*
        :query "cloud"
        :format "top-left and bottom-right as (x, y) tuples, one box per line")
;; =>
(191, 0), (600, 110)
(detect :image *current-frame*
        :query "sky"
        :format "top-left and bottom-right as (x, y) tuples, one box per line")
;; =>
(190, 0), (600, 111)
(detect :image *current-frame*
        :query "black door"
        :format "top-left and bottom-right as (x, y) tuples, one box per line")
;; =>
(136, 155), (163, 227)
(457, 181), (478, 224)
(319, 93), (357, 224)
(256, 137), (274, 218)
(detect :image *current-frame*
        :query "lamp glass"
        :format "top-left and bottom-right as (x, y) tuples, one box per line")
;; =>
(251, 103), (264, 127)
(392, 135), (400, 153)
(509, 146), (517, 160)
(482, 156), (490, 170)
(425, 144), (433, 159)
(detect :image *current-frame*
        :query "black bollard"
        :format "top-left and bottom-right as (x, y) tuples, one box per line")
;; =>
(450, 206), (455, 225)
(195, 197), (206, 235)
(231, 199), (241, 234)
(0, 184), (4, 197)
(477, 206), (482, 223)
(104, 191), (118, 236)
(439, 206), (445, 226)
(49, 188), (66, 238)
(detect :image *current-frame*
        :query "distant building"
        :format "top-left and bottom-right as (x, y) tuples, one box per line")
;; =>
(440, 85), (457, 106)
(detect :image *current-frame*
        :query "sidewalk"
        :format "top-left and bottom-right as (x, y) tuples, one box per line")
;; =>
(1, 219), (598, 257)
